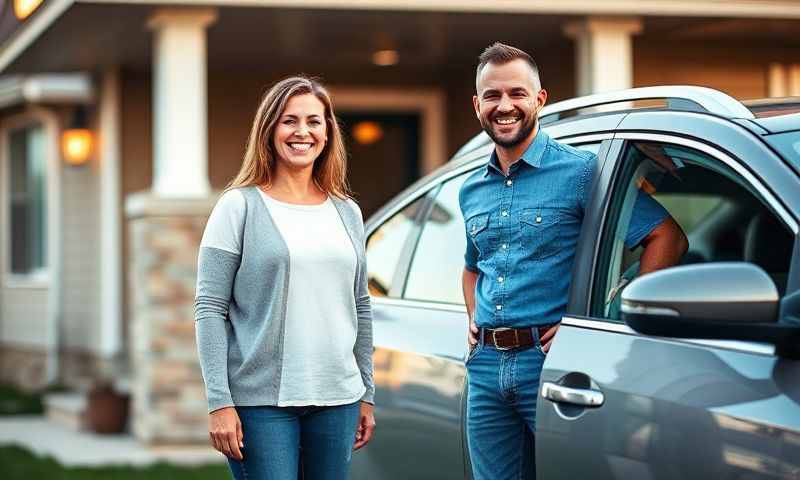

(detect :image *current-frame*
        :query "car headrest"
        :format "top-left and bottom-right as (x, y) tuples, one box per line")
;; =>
(744, 213), (793, 273)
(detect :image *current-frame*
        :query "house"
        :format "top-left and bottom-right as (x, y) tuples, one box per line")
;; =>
(1, 0), (798, 443)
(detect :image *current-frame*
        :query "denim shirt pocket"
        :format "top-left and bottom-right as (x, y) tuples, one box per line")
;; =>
(467, 212), (493, 257)
(520, 207), (562, 260)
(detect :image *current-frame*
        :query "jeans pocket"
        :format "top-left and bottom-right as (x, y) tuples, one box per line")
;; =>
(465, 343), (483, 365)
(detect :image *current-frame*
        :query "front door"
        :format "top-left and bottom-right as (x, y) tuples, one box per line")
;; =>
(339, 113), (420, 218)
(536, 133), (800, 479)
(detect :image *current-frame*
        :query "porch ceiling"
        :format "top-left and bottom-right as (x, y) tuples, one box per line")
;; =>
(7, 4), (800, 77)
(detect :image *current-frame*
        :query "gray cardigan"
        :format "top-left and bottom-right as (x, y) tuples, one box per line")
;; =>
(194, 186), (374, 412)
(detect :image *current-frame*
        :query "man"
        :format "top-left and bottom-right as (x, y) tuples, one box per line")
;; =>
(459, 43), (688, 480)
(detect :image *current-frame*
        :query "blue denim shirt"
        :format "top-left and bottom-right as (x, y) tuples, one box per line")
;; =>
(459, 131), (668, 328)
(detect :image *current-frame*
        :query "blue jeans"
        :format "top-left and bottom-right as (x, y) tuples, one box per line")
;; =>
(227, 401), (361, 480)
(466, 330), (545, 480)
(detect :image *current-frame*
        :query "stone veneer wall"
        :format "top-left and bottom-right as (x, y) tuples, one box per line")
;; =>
(0, 345), (48, 391)
(126, 193), (216, 444)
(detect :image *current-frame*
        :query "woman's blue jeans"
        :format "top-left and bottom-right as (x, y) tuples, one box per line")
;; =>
(227, 401), (361, 480)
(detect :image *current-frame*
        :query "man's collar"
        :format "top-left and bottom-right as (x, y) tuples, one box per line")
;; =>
(484, 129), (549, 177)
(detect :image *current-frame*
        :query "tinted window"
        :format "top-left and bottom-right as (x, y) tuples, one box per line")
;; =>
(404, 173), (470, 304)
(366, 198), (425, 298)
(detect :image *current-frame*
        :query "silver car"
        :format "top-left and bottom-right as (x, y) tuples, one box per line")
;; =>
(350, 86), (800, 480)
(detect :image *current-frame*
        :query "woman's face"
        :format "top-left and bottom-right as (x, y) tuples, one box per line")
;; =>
(272, 93), (328, 171)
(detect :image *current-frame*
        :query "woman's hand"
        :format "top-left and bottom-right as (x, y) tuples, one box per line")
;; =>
(209, 406), (244, 460)
(353, 402), (376, 450)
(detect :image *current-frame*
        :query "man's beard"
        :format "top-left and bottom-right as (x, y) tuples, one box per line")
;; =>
(480, 110), (537, 149)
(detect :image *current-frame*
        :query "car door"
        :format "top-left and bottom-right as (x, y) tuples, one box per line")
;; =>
(350, 153), (486, 480)
(536, 118), (800, 480)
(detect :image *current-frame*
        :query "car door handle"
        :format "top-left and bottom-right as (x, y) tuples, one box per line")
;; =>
(541, 382), (604, 407)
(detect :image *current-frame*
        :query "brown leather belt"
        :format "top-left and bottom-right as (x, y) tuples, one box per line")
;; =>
(481, 325), (556, 351)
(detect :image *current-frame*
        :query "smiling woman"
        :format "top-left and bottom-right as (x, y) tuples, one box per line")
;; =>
(195, 76), (376, 480)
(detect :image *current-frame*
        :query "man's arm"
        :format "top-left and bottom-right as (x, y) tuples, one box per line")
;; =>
(638, 216), (688, 275)
(462, 267), (479, 347)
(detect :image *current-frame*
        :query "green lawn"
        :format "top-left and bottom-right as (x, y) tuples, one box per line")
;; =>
(1, 446), (229, 479)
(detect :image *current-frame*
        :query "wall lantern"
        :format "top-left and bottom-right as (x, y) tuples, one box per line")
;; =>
(372, 50), (399, 67)
(352, 121), (384, 145)
(62, 107), (93, 166)
(14, 0), (44, 20)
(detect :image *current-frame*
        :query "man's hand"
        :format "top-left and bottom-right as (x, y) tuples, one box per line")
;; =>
(209, 406), (244, 460)
(354, 402), (376, 450)
(468, 318), (479, 347)
(540, 324), (560, 354)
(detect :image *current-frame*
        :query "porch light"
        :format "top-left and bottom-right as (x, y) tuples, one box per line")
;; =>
(372, 50), (399, 67)
(14, 0), (44, 20)
(352, 121), (384, 145)
(62, 108), (93, 166)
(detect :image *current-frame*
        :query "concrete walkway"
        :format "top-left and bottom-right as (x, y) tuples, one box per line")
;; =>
(0, 416), (225, 467)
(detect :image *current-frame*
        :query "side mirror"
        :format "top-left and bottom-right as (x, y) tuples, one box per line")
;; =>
(621, 263), (800, 357)
(622, 262), (779, 324)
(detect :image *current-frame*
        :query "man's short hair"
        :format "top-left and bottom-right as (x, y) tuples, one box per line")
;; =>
(476, 42), (541, 90)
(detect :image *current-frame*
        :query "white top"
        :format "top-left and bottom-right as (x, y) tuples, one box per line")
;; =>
(258, 189), (366, 406)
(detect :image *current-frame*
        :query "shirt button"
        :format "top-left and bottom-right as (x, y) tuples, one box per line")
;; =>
(496, 305), (503, 311)
(506, 180), (513, 186)
(536, 216), (542, 223)
(501, 210), (508, 217)
(501, 243), (508, 249)
(497, 276), (504, 283)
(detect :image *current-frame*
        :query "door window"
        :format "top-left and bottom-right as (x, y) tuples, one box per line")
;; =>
(593, 141), (794, 321)
(366, 197), (426, 298)
(404, 173), (471, 304)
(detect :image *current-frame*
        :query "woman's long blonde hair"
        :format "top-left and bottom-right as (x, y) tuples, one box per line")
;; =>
(226, 76), (350, 198)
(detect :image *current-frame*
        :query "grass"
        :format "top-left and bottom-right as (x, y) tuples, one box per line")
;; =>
(0, 446), (230, 479)
(0, 384), (44, 415)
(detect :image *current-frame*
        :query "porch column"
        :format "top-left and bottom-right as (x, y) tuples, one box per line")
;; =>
(768, 63), (800, 97)
(147, 9), (216, 198)
(126, 7), (218, 444)
(563, 17), (643, 95)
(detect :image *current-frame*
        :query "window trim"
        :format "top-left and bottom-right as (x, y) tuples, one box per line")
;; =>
(0, 108), (61, 289)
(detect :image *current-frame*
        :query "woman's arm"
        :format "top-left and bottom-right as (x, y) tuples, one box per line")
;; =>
(349, 199), (377, 449)
(195, 190), (246, 459)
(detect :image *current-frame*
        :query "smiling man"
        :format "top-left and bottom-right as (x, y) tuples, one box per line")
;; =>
(458, 43), (688, 479)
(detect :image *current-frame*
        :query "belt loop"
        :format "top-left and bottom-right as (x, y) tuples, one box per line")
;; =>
(479, 327), (485, 347)
(531, 326), (540, 347)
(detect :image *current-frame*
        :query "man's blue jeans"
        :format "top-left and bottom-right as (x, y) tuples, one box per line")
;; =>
(466, 331), (545, 480)
(227, 401), (361, 480)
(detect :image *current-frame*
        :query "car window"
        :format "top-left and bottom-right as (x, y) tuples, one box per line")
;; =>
(404, 173), (471, 304)
(593, 141), (795, 321)
(366, 197), (426, 298)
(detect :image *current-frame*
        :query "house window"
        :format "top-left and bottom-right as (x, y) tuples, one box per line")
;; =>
(8, 124), (47, 276)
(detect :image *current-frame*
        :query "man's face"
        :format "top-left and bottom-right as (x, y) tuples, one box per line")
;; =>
(473, 59), (547, 149)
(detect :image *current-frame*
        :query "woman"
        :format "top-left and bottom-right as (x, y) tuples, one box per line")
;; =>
(195, 76), (376, 480)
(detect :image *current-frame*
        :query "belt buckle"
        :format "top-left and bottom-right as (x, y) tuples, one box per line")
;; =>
(491, 327), (518, 351)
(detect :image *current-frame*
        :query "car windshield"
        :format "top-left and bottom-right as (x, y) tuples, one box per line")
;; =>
(766, 130), (800, 173)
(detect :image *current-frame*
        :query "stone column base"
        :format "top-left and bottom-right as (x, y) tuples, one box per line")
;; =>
(126, 191), (217, 444)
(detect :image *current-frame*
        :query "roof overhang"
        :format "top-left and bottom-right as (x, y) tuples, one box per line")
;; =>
(0, 72), (93, 109)
(81, 0), (800, 18)
(2, 0), (800, 75)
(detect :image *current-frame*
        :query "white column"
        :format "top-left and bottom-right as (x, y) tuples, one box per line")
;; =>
(563, 17), (643, 95)
(789, 64), (800, 96)
(99, 68), (122, 358)
(147, 9), (217, 198)
(768, 63), (787, 97)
